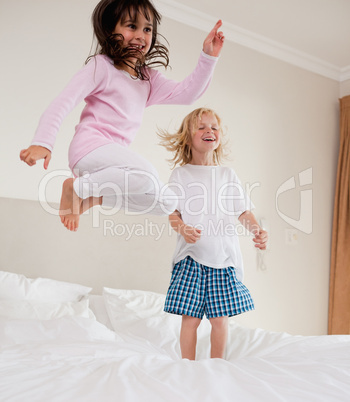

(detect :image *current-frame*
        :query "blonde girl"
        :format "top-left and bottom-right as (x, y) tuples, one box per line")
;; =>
(160, 108), (268, 360)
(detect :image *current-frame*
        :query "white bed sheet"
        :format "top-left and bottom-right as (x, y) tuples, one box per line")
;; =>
(1, 312), (349, 402)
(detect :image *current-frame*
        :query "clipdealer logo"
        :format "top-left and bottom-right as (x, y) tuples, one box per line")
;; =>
(36, 167), (313, 235)
(275, 168), (313, 234)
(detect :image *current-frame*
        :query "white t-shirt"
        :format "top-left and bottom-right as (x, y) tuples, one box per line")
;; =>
(168, 164), (254, 282)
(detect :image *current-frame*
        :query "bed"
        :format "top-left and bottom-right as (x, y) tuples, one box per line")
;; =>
(0, 270), (349, 402)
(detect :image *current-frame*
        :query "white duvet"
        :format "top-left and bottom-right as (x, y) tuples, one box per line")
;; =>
(1, 314), (349, 402)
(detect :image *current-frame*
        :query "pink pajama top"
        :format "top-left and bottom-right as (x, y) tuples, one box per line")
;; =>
(31, 52), (218, 170)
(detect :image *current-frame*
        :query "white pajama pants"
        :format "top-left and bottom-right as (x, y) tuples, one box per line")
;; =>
(72, 143), (177, 215)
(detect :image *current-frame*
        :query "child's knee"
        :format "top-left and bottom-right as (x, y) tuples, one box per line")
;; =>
(158, 185), (178, 214)
(209, 316), (228, 330)
(126, 169), (159, 194)
(182, 315), (201, 329)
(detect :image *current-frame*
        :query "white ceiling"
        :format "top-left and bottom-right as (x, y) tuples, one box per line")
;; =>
(156, 0), (350, 82)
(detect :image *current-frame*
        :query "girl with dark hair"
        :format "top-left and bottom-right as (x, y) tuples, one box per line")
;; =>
(90, 0), (169, 80)
(20, 0), (225, 232)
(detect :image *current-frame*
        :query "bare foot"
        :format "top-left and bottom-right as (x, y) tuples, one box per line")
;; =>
(59, 178), (83, 231)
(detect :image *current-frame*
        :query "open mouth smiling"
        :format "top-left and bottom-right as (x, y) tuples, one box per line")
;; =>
(128, 44), (145, 52)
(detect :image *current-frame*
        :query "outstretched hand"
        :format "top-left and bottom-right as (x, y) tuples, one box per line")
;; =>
(20, 145), (52, 170)
(203, 20), (225, 57)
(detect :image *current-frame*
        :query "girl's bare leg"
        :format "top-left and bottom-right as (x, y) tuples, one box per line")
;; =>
(59, 178), (84, 232)
(59, 179), (103, 231)
(209, 316), (228, 359)
(80, 195), (103, 214)
(180, 315), (201, 360)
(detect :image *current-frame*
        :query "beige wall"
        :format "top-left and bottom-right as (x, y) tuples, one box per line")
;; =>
(0, 0), (341, 335)
(340, 79), (350, 98)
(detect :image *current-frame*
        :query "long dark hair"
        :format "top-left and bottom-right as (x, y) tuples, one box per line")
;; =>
(87, 0), (169, 80)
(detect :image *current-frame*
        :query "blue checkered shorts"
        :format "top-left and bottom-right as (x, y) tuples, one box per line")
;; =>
(164, 256), (255, 319)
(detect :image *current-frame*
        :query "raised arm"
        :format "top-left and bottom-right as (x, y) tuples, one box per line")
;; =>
(147, 21), (225, 107)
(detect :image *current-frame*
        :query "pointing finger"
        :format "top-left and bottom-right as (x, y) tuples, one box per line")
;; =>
(208, 20), (222, 38)
(43, 153), (51, 170)
(214, 20), (222, 30)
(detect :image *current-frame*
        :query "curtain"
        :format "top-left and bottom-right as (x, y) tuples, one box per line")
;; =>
(328, 95), (350, 335)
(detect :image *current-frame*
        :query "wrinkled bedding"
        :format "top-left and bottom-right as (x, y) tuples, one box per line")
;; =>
(1, 313), (349, 402)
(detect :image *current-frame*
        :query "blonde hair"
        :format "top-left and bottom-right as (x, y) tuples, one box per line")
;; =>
(158, 108), (227, 167)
